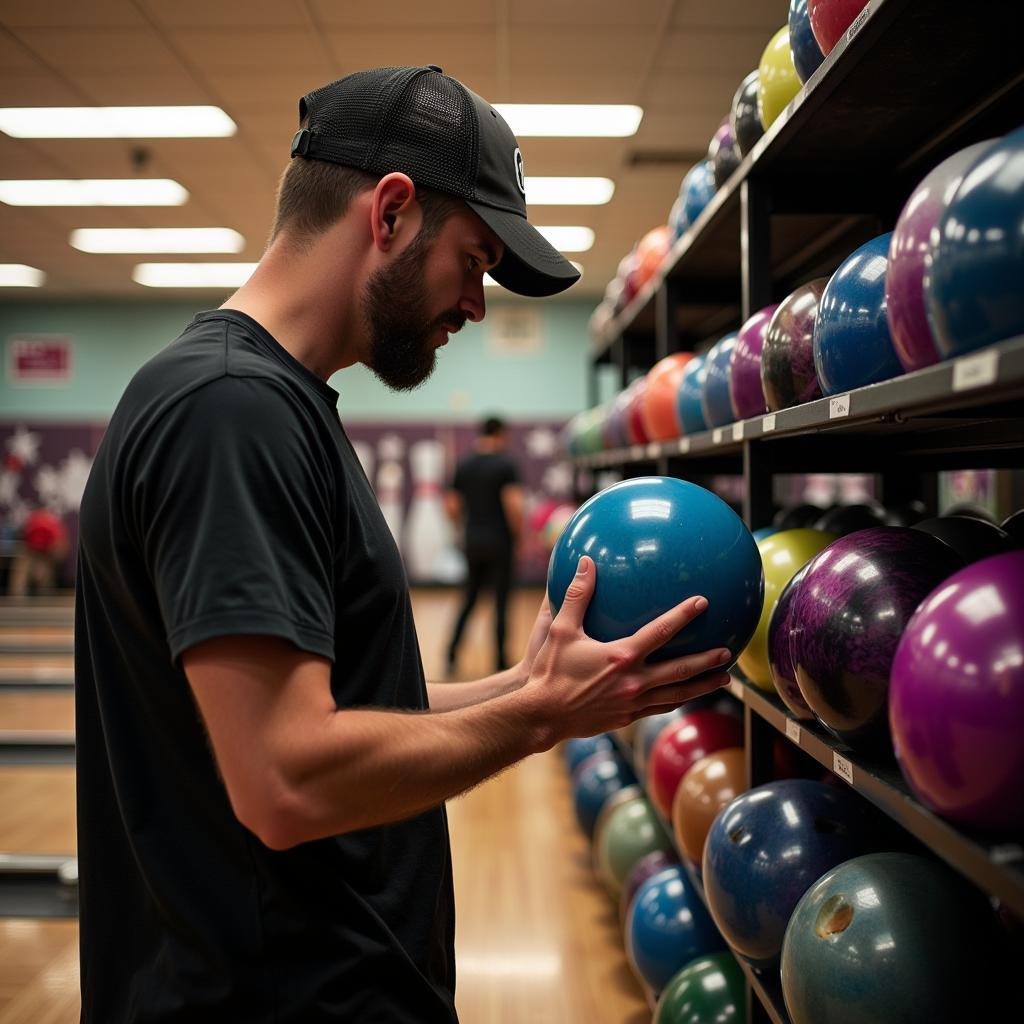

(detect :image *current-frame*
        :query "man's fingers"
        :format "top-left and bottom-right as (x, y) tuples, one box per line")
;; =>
(551, 556), (595, 633)
(630, 595), (709, 657)
(640, 673), (732, 710)
(644, 647), (732, 688)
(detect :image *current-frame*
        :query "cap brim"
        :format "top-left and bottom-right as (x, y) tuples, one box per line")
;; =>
(466, 201), (581, 297)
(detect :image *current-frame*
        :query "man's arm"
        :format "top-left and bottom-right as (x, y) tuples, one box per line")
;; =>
(500, 482), (524, 541)
(444, 488), (462, 526)
(183, 558), (731, 850)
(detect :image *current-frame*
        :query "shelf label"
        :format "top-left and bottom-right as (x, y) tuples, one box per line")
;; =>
(846, 3), (871, 42)
(991, 844), (1024, 865)
(646, 442), (660, 459)
(713, 428), (724, 444)
(952, 350), (999, 392)
(677, 437), (690, 454)
(762, 413), (776, 433)
(829, 394), (851, 419)
(785, 720), (801, 745)
(630, 445), (644, 461)
(833, 752), (854, 785)
(732, 422), (744, 441)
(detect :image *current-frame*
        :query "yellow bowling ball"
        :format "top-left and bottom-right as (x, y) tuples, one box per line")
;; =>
(758, 26), (802, 130)
(737, 528), (837, 690)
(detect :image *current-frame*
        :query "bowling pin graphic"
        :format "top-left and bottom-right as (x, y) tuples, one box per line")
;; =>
(376, 460), (405, 548)
(404, 439), (450, 581)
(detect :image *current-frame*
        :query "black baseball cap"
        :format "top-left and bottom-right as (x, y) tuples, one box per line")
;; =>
(290, 65), (580, 297)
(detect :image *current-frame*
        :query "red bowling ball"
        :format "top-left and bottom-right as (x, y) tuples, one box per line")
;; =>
(647, 711), (744, 819)
(808, 0), (870, 55)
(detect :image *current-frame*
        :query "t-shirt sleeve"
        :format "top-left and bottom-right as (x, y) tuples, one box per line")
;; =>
(131, 376), (336, 664)
(501, 455), (521, 487)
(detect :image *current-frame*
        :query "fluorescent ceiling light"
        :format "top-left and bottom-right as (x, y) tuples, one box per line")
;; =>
(0, 106), (236, 138)
(525, 177), (614, 205)
(495, 104), (642, 137)
(0, 264), (45, 287)
(133, 263), (257, 288)
(0, 179), (188, 207)
(536, 226), (594, 252)
(71, 228), (245, 254)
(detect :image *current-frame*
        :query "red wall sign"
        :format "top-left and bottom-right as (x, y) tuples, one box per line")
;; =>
(6, 335), (73, 385)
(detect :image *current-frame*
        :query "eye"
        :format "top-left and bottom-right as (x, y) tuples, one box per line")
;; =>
(467, 255), (481, 273)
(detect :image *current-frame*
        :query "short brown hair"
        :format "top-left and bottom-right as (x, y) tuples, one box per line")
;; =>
(270, 157), (465, 249)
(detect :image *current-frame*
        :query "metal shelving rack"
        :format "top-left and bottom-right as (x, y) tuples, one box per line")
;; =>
(581, 2), (1024, 1020)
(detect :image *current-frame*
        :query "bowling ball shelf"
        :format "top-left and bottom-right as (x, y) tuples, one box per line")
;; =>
(591, 0), (1023, 357)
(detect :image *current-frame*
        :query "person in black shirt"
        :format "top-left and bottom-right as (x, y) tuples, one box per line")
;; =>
(446, 416), (522, 674)
(75, 66), (732, 1023)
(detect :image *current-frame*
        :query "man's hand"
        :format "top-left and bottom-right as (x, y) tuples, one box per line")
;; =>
(519, 555), (731, 747)
(515, 591), (553, 683)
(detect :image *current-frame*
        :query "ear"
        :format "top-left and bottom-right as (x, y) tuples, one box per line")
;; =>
(370, 173), (422, 252)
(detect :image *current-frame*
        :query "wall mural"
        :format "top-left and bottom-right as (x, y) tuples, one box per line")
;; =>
(0, 419), (577, 588)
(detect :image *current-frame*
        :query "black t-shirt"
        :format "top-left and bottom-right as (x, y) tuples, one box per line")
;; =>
(452, 451), (519, 550)
(75, 310), (457, 1023)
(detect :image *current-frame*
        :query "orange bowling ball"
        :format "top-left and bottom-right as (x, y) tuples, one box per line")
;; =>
(671, 747), (747, 867)
(635, 225), (672, 291)
(641, 352), (695, 441)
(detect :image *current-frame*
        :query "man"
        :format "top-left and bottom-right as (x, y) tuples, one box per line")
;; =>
(445, 416), (522, 674)
(75, 66), (731, 1022)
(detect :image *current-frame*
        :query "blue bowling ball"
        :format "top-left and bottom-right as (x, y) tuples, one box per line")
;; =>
(814, 233), (903, 394)
(572, 750), (638, 839)
(925, 125), (1024, 358)
(701, 333), (739, 428)
(789, 0), (825, 83)
(680, 160), (717, 230)
(669, 195), (688, 242)
(676, 354), (708, 434)
(564, 733), (616, 776)
(548, 477), (763, 670)
(751, 525), (780, 541)
(702, 778), (877, 969)
(626, 865), (727, 995)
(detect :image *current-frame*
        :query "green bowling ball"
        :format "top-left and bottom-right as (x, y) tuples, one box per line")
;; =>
(654, 951), (747, 1023)
(594, 795), (673, 896)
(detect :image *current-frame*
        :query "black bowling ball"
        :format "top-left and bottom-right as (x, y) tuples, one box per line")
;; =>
(913, 515), (1015, 564)
(773, 503), (825, 529)
(813, 503), (887, 535)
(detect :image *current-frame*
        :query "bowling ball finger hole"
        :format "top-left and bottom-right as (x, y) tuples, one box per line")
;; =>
(729, 827), (748, 844)
(812, 816), (847, 836)
(815, 894), (854, 938)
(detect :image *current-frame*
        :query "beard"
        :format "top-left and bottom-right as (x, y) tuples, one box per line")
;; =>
(363, 233), (466, 392)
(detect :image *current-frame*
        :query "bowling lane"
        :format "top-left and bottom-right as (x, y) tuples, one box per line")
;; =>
(0, 920), (79, 1022)
(0, 694), (74, 733)
(0, 768), (76, 854)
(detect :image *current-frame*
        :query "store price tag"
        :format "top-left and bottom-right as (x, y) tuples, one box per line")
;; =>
(829, 394), (851, 419)
(762, 413), (776, 433)
(846, 3), (871, 42)
(952, 350), (999, 392)
(713, 428), (724, 444)
(833, 752), (854, 785)
(677, 437), (690, 454)
(732, 422), (744, 441)
(646, 443), (660, 459)
(630, 445), (644, 461)
(785, 720), (801, 745)
(992, 845), (1024, 865)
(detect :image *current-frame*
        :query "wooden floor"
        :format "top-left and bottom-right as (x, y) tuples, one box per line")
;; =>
(0, 588), (649, 1023)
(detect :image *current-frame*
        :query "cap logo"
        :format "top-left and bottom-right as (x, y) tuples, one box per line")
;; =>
(514, 148), (526, 197)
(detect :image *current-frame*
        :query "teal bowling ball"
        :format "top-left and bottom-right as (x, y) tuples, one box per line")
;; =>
(676, 355), (709, 435)
(547, 477), (763, 669)
(925, 125), (1024, 358)
(782, 853), (1010, 1024)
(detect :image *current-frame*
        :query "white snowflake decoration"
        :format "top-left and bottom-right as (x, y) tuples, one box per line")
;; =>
(541, 462), (574, 497)
(525, 428), (558, 459)
(33, 448), (93, 514)
(4, 425), (42, 466)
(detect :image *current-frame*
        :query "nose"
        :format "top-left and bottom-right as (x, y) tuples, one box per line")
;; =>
(458, 277), (486, 323)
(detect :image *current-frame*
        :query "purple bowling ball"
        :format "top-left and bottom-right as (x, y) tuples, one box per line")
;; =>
(619, 850), (680, 923)
(768, 564), (816, 720)
(890, 550), (1024, 832)
(887, 141), (995, 373)
(603, 389), (632, 450)
(708, 117), (742, 189)
(761, 279), (827, 411)
(730, 303), (778, 420)
(791, 528), (964, 748)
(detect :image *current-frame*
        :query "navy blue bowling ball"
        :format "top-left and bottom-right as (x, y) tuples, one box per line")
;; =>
(626, 865), (727, 995)
(814, 233), (903, 394)
(676, 354), (709, 434)
(789, 0), (825, 83)
(681, 160), (717, 229)
(925, 126), (1024, 358)
(702, 778), (877, 969)
(701, 333), (739, 428)
(572, 750), (637, 839)
(564, 733), (616, 776)
(547, 477), (763, 670)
